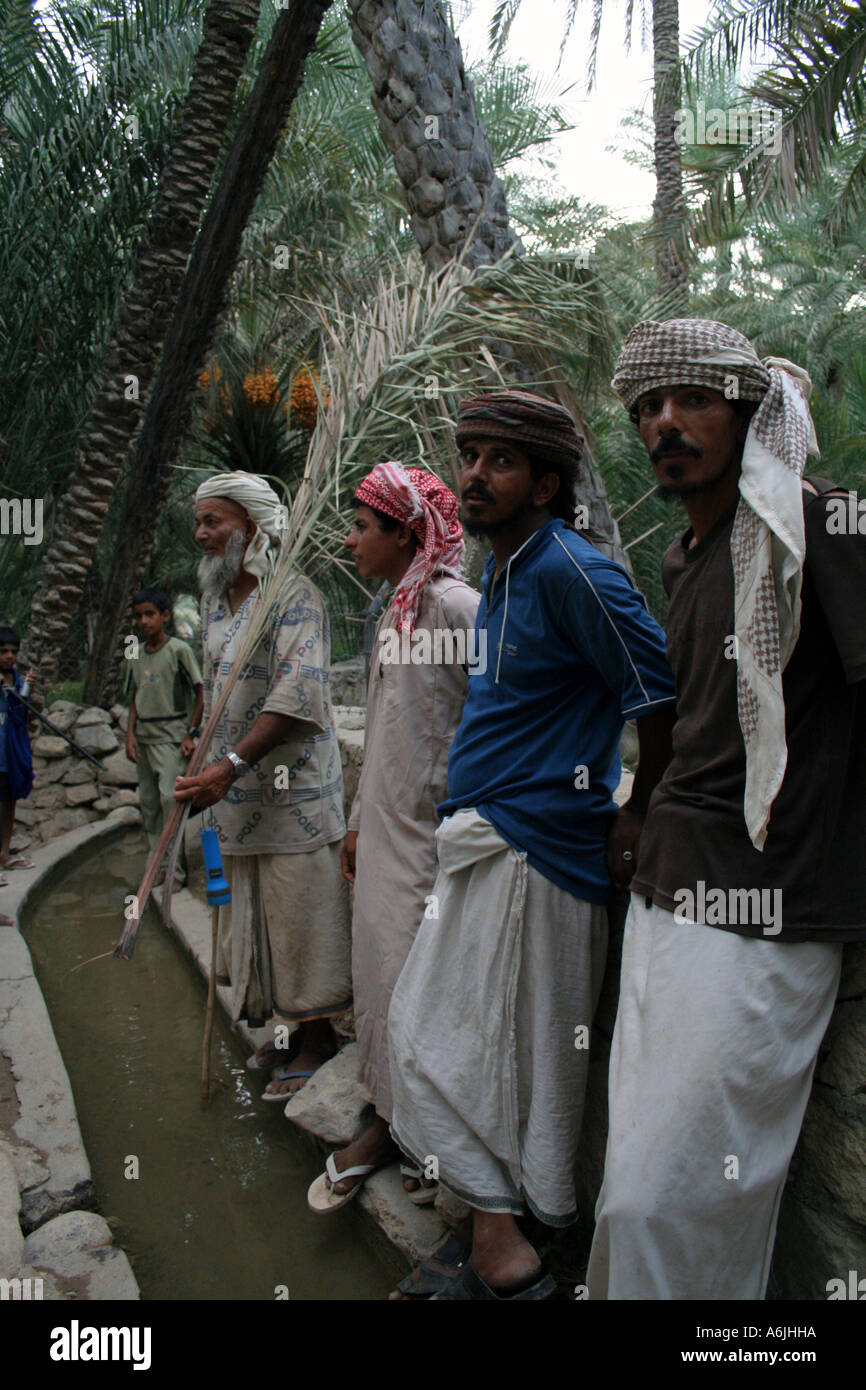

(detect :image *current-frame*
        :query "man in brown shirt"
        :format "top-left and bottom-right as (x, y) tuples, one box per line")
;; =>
(587, 318), (866, 1299)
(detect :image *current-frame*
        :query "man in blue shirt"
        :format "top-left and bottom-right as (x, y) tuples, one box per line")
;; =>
(388, 390), (676, 1300)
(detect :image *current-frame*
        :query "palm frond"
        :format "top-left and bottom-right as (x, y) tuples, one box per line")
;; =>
(114, 245), (621, 954)
(681, 0), (823, 84)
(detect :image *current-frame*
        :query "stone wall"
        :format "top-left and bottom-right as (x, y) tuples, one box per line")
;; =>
(330, 658), (368, 709)
(772, 944), (866, 1297)
(17, 702), (140, 849)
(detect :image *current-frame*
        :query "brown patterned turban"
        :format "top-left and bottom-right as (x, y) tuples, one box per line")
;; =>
(611, 318), (776, 409)
(612, 317), (821, 851)
(455, 390), (584, 476)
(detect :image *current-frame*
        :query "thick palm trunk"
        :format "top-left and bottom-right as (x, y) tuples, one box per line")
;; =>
(346, 0), (520, 271)
(83, 0), (334, 706)
(26, 0), (262, 697)
(651, 0), (688, 309)
(347, 0), (628, 568)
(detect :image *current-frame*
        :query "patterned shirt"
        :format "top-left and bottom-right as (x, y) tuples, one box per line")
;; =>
(200, 573), (345, 856)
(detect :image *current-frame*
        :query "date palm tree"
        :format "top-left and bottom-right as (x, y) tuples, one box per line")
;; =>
(347, 0), (628, 571)
(23, 0), (628, 703)
(22, 0), (266, 694)
(682, 0), (866, 235)
(82, 0), (630, 702)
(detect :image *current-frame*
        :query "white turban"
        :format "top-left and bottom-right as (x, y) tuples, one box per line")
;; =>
(195, 471), (285, 580)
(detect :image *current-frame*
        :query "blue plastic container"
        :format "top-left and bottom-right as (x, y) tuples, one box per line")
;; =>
(200, 827), (231, 906)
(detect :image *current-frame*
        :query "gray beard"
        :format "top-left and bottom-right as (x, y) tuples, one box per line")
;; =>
(197, 528), (247, 594)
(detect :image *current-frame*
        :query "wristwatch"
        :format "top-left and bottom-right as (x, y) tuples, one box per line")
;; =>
(225, 751), (250, 780)
(187, 725), (200, 737)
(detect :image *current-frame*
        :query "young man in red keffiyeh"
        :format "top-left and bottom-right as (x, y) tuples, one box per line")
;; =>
(306, 461), (480, 1213)
(587, 318), (866, 1300)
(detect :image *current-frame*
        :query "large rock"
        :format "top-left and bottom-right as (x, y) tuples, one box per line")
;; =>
(282, 1044), (370, 1146)
(74, 723), (118, 756)
(330, 659), (367, 707)
(335, 709), (365, 821)
(110, 704), (129, 733)
(11, 805), (38, 827)
(38, 808), (96, 842)
(773, 1194), (866, 1300)
(29, 786), (65, 812)
(21, 1209), (139, 1299)
(334, 704), (365, 732)
(839, 942), (866, 1001)
(45, 702), (80, 732)
(94, 789), (139, 812)
(74, 706), (112, 728)
(0, 1148), (23, 1277)
(62, 762), (97, 786)
(97, 750), (138, 788)
(37, 756), (74, 785)
(358, 1165), (445, 1268)
(0, 1136), (50, 1203)
(22, 1210), (112, 1264)
(65, 782), (99, 807)
(32, 736), (69, 760)
(818, 1001), (866, 1098)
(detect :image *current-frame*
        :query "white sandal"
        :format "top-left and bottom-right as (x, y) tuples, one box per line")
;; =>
(307, 1153), (377, 1215)
(400, 1162), (439, 1206)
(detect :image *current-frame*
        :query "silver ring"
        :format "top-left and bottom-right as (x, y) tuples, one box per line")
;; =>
(622, 851), (634, 862)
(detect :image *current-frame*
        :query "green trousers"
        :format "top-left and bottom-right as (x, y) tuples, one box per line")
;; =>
(137, 740), (187, 885)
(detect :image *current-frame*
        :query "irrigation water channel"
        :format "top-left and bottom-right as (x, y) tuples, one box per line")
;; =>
(23, 827), (397, 1300)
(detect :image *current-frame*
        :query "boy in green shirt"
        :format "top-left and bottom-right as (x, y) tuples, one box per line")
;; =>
(125, 588), (203, 889)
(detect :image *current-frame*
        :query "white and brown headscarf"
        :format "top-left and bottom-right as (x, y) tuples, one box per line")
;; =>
(612, 318), (820, 850)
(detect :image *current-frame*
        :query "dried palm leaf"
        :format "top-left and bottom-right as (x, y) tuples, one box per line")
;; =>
(113, 249), (609, 958)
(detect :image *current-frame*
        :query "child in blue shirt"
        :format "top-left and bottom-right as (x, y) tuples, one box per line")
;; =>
(0, 624), (36, 914)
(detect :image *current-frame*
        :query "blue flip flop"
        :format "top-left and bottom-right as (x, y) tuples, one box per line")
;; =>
(260, 1065), (317, 1101)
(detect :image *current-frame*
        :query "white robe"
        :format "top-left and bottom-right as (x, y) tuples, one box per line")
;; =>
(388, 807), (608, 1226)
(349, 576), (479, 1119)
(587, 894), (842, 1298)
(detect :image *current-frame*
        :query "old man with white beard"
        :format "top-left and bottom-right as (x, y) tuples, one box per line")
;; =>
(175, 471), (351, 1096)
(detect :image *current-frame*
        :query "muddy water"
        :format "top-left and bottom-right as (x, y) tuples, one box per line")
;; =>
(23, 829), (398, 1300)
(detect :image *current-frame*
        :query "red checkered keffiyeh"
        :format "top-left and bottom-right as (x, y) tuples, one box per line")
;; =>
(354, 462), (464, 633)
(612, 319), (820, 850)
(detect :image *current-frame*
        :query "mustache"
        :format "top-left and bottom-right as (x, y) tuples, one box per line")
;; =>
(651, 436), (703, 465)
(461, 485), (496, 503)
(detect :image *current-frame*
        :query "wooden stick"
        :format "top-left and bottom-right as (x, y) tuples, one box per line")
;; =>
(201, 903), (219, 1109)
(113, 592), (266, 960)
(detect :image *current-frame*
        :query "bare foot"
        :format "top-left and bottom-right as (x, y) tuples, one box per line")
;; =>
(327, 1120), (399, 1196)
(471, 1213), (543, 1294)
(263, 1020), (338, 1098)
(262, 1047), (332, 1097)
(400, 1165), (438, 1197)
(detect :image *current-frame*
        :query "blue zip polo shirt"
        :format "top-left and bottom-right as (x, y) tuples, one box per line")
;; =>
(438, 518), (676, 903)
